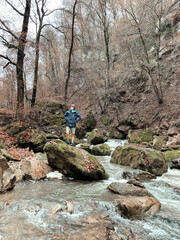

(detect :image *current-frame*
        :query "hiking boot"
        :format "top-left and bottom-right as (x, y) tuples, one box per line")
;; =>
(66, 140), (70, 144)
(71, 142), (74, 146)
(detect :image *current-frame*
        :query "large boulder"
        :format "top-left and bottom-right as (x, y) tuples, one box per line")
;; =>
(88, 129), (106, 145)
(0, 154), (16, 193)
(44, 140), (108, 181)
(127, 129), (153, 144)
(17, 129), (47, 152)
(115, 196), (161, 219)
(107, 182), (153, 197)
(91, 143), (111, 156)
(9, 156), (52, 181)
(20, 156), (52, 180)
(163, 150), (180, 162)
(82, 111), (96, 132)
(111, 145), (168, 176)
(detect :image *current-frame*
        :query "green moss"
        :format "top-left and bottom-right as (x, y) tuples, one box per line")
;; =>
(153, 136), (166, 150)
(88, 129), (105, 144)
(163, 150), (180, 162)
(91, 143), (111, 156)
(82, 111), (96, 131)
(111, 145), (167, 176)
(128, 129), (153, 143)
(101, 115), (113, 126)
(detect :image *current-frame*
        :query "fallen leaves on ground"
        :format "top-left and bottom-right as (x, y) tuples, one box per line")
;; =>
(0, 126), (35, 161)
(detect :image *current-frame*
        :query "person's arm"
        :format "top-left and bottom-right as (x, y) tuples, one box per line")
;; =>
(76, 112), (82, 122)
(64, 111), (69, 120)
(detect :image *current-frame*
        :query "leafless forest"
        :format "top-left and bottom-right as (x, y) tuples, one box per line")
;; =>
(0, 0), (179, 118)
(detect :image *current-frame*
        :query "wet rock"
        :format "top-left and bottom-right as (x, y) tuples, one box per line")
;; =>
(44, 140), (108, 181)
(153, 136), (166, 150)
(170, 158), (180, 169)
(65, 200), (75, 214)
(91, 143), (111, 156)
(88, 129), (106, 145)
(20, 156), (52, 180)
(50, 204), (63, 213)
(46, 171), (64, 179)
(0, 154), (16, 192)
(111, 145), (168, 176)
(122, 171), (156, 182)
(127, 129), (153, 144)
(107, 182), (153, 197)
(78, 143), (91, 153)
(162, 149), (180, 162)
(127, 179), (145, 189)
(136, 171), (157, 181)
(115, 196), (161, 219)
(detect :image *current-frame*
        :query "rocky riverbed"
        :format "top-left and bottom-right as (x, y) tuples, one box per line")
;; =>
(0, 139), (180, 240)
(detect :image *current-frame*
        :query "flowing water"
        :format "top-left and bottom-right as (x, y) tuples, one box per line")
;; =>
(0, 139), (180, 240)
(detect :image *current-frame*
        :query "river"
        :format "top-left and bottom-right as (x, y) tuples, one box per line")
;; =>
(0, 139), (180, 240)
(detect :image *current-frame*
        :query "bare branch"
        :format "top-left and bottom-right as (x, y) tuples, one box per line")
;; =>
(0, 54), (16, 68)
(0, 19), (19, 40)
(5, 0), (24, 16)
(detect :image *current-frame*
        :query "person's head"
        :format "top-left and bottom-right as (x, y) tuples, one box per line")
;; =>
(70, 104), (76, 110)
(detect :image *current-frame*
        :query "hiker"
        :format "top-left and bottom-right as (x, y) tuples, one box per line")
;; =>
(64, 104), (82, 146)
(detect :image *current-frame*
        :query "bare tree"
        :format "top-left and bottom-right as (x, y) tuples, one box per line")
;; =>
(0, 0), (31, 117)
(64, 0), (78, 101)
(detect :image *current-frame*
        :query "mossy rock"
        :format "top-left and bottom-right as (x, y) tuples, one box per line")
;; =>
(101, 115), (113, 126)
(127, 129), (153, 144)
(111, 145), (168, 176)
(82, 111), (96, 132)
(75, 126), (86, 139)
(78, 143), (91, 153)
(162, 150), (180, 162)
(91, 143), (111, 156)
(106, 131), (124, 139)
(17, 129), (47, 152)
(6, 123), (30, 136)
(88, 129), (106, 145)
(44, 140), (108, 180)
(153, 136), (166, 150)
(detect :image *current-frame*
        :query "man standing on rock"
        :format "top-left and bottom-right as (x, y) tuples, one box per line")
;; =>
(64, 104), (82, 146)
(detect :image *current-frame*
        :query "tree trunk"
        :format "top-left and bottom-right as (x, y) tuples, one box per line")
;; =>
(31, 26), (41, 107)
(64, 0), (78, 101)
(16, 0), (31, 118)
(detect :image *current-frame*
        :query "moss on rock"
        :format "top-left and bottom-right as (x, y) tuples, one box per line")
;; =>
(153, 136), (166, 150)
(101, 115), (113, 126)
(44, 140), (108, 180)
(162, 150), (180, 162)
(82, 111), (96, 132)
(111, 145), (167, 176)
(91, 143), (111, 156)
(17, 129), (47, 152)
(127, 129), (154, 144)
(88, 129), (106, 145)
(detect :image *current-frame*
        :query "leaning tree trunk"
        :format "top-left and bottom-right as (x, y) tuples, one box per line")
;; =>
(64, 0), (78, 101)
(16, 0), (31, 118)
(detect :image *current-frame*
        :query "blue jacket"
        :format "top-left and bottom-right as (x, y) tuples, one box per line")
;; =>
(64, 110), (82, 127)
